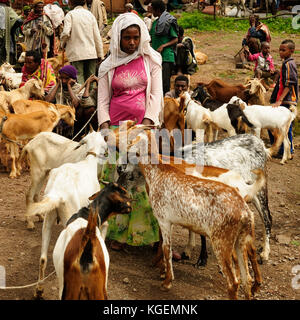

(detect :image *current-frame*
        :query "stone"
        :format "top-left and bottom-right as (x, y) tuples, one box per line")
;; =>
(276, 234), (291, 245)
(123, 277), (130, 284)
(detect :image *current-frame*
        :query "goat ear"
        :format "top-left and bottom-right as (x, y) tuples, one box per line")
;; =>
(99, 180), (110, 186)
(89, 124), (94, 133)
(179, 96), (186, 114)
(88, 190), (101, 200)
(259, 81), (267, 93)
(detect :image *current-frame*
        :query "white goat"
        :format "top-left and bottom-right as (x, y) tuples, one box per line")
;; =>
(0, 72), (22, 90)
(182, 92), (250, 141)
(183, 92), (213, 141)
(229, 96), (297, 164)
(0, 79), (45, 114)
(19, 130), (102, 229)
(25, 131), (107, 299)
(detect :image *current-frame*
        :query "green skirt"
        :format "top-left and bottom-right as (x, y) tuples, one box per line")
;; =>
(102, 129), (159, 246)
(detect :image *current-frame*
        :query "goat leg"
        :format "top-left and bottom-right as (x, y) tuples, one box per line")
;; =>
(195, 235), (208, 268)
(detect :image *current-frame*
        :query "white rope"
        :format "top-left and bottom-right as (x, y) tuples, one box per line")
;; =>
(0, 270), (56, 290)
(71, 108), (97, 141)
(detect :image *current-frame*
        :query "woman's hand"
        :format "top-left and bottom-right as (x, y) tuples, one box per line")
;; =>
(100, 121), (110, 130)
(142, 118), (154, 126)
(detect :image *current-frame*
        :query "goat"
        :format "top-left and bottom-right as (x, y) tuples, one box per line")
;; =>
(47, 52), (69, 76)
(120, 125), (262, 299)
(11, 99), (76, 128)
(0, 79), (45, 114)
(0, 107), (71, 178)
(24, 131), (107, 299)
(53, 182), (132, 300)
(245, 78), (267, 105)
(116, 125), (271, 264)
(0, 71), (22, 90)
(161, 97), (186, 152)
(180, 133), (272, 264)
(220, 0), (246, 17)
(184, 90), (253, 141)
(0, 62), (15, 73)
(229, 96), (297, 164)
(194, 79), (249, 103)
(182, 92), (213, 141)
(19, 130), (104, 229)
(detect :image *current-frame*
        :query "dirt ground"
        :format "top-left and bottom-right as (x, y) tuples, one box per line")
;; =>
(0, 30), (299, 301)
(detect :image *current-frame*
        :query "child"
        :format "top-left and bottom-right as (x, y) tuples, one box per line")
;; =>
(244, 41), (279, 86)
(269, 39), (298, 157)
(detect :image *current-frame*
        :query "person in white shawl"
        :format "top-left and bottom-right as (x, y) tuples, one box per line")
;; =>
(97, 12), (163, 130)
(98, 13), (164, 251)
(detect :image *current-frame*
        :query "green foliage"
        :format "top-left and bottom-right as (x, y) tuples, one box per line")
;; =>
(290, 240), (300, 246)
(177, 11), (299, 34)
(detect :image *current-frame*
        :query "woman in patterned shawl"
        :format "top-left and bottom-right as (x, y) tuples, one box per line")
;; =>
(22, 0), (55, 57)
(97, 13), (164, 251)
(20, 50), (56, 93)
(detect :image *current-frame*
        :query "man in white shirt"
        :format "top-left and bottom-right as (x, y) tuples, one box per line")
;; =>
(60, 0), (104, 84)
(84, 0), (107, 36)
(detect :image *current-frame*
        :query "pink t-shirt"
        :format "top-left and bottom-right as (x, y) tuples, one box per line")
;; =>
(109, 56), (148, 126)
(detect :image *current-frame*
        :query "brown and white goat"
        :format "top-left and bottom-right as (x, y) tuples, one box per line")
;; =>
(116, 125), (262, 299)
(53, 183), (132, 300)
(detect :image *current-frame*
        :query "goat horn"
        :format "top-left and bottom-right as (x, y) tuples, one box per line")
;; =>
(99, 180), (110, 185)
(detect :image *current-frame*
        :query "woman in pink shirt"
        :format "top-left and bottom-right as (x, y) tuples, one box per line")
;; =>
(97, 13), (165, 252)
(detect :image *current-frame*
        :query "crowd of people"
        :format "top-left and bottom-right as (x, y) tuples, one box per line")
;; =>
(0, 0), (298, 258)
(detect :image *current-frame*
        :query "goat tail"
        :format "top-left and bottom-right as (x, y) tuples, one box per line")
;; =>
(244, 169), (266, 203)
(25, 196), (60, 218)
(18, 144), (28, 168)
(289, 105), (298, 121)
(79, 206), (98, 273)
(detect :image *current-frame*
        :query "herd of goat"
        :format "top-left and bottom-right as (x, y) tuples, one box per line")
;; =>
(0, 60), (298, 300)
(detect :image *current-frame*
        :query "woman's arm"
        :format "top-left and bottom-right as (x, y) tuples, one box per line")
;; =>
(97, 73), (111, 128)
(144, 59), (163, 124)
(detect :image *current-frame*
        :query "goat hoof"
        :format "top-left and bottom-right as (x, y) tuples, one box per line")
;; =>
(34, 288), (44, 300)
(160, 273), (166, 280)
(181, 252), (191, 260)
(160, 283), (172, 292)
(27, 223), (35, 230)
(194, 257), (208, 268)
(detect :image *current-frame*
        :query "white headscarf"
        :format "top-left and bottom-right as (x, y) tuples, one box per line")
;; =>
(98, 12), (161, 79)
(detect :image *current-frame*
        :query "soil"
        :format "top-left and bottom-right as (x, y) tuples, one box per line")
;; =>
(0, 30), (299, 301)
